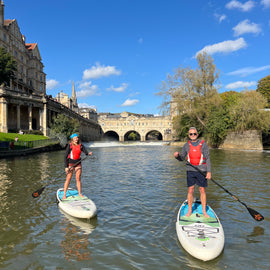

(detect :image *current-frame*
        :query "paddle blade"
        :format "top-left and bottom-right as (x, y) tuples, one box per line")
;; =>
(247, 207), (264, 222)
(32, 187), (45, 198)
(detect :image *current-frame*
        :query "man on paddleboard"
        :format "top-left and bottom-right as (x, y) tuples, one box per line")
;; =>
(174, 127), (211, 218)
(63, 133), (92, 200)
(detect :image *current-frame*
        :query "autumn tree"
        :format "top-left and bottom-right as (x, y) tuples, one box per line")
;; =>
(157, 52), (221, 143)
(0, 47), (17, 86)
(257, 75), (270, 107)
(229, 90), (270, 132)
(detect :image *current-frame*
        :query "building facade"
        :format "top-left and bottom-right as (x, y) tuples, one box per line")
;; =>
(98, 111), (174, 141)
(0, 1), (101, 140)
(0, 1), (46, 133)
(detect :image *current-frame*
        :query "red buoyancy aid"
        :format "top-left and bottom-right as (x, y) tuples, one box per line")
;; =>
(68, 143), (81, 160)
(187, 140), (206, 166)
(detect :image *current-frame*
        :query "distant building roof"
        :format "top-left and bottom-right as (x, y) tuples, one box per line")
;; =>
(4, 19), (15, 26)
(25, 43), (37, 51)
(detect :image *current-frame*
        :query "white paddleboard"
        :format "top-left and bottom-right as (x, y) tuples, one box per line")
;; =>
(56, 188), (97, 219)
(176, 199), (224, 261)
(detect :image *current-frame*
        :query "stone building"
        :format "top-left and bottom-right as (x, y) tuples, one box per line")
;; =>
(79, 107), (98, 122)
(0, 1), (102, 140)
(0, 0), (46, 133)
(55, 82), (79, 113)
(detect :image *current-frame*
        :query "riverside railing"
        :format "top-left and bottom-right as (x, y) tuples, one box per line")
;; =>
(0, 138), (60, 151)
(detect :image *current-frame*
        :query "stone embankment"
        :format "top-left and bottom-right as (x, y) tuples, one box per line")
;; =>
(0, 143), (64, 158)
(170, 130), (264, 151)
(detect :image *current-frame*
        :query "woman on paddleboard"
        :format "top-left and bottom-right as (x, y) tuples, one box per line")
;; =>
(63, 133), (92, 199)
(174, 127), (211, 218)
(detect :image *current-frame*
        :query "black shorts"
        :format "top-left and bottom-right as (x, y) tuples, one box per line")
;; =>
(187, 171), (208, 187)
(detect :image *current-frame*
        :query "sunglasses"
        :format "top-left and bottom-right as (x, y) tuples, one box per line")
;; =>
(189, 133), (197, 136)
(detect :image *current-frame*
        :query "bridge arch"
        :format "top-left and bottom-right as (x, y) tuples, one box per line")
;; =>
(103, 130), (119, 141)
(124, 130), (141, 141)
(145, 130), (163, 141)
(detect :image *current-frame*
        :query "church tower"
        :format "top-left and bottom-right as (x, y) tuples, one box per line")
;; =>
(71, 81), (79, 113)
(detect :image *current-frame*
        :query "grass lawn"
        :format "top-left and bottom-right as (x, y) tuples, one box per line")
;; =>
(0, 132), (49, 142)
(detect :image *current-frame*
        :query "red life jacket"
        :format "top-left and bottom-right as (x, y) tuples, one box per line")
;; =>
(187, 140), (206, 166)
(68, 143), (81, 160)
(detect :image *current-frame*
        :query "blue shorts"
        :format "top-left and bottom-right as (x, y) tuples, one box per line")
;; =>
(187, 171), (208, 187)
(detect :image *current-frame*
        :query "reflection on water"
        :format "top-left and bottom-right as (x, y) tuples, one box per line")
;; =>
(246, 226), (265, 243)
(59, 209), (98, 235)
(59, 210), (97, 262)
(0, 144), (269, 269)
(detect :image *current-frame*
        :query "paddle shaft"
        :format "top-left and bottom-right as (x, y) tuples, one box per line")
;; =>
(184, 160), (264, 221)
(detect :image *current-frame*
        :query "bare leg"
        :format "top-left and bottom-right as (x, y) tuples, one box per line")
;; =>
(75, 168), (84, 197)
(63, 168), (74, 199)
(186, 185), (195, 217)
(200, 187), (210, 218)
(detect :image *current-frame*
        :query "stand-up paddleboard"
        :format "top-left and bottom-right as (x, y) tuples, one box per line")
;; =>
(176, 199), (224, 261)
(56, 188), (97, 219)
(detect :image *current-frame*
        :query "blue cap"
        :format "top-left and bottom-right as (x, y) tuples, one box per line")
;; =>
(70, 133), (78, 139)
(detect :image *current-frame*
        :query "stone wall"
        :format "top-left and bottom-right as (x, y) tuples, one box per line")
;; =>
(170, 130), (263, 150)
(219, 130), (263, 150)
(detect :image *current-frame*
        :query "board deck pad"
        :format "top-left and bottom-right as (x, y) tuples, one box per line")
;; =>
(179, 202), (220, 227)
(56, 188), (97, 219)
(58, 189), (81, 200)
(176, 199), (224, 261)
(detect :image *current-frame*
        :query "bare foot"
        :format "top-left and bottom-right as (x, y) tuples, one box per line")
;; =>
(203, 213), (210, 218)
(62, 196), (66, 200)
(185, 212), (192, 217)
(79, 194), (85, 198)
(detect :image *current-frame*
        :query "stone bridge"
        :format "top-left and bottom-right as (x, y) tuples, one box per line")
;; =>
(98, 111), (173, 142)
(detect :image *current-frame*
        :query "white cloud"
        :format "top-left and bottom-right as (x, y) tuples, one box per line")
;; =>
(83, 62), (121, 80)
(78, 103), (97, 109)
(225, 80), (257, 89)
(227, 65), (270, 76)
(195, 37), (247, 57)
(107, 83), (128, 92)
(46, 79), (59, 90)
(261, 0), (270, 8)
(233, 19), (262, 36)
(128, 91), (140, 97)
(226, 0), (255, 12)
(214, 13), (227, 23)
(120, 98), (139, 107)
(138, 37), (143, 44)
(76, 81), (99, 98)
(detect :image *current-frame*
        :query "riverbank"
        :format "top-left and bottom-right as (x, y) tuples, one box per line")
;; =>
(0, 143), (64, 158)
(169, 130), (268, 151)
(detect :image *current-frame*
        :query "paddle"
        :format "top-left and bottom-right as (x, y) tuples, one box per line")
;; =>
(32, 155), (90, 198)
(185, 160), (264, 222)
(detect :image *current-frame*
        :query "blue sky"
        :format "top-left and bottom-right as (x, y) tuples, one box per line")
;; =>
(4, 0), (270, 114)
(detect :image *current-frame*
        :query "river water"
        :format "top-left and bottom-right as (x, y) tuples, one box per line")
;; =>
(0, 142), (269, 270)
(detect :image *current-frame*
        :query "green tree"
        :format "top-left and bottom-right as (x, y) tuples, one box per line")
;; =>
(50, 114), (80, 139)
(205, 105), (230, 147)
(220, 91), (242, 130)
(257, 75), (270, 107)
(0, 47), (17, 86)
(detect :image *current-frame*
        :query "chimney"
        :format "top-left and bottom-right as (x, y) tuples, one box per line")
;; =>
(0, 1), (4, 27)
